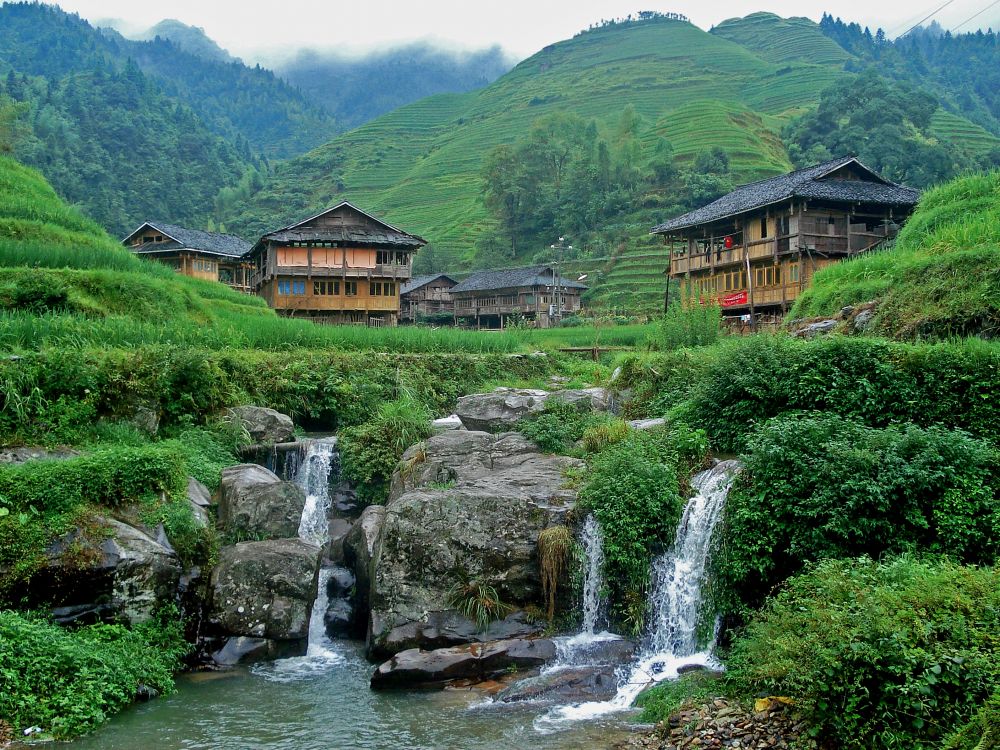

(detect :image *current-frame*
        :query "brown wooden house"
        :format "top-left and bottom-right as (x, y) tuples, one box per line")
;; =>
(399, 273), (458, 323)
(123, 221), (252, 292)
(450, 265), (587, 329)
(652, 156), (919, 328)
(246, 202), (425, 326)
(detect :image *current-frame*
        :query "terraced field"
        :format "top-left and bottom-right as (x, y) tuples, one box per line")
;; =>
(228, 13), (995, 306)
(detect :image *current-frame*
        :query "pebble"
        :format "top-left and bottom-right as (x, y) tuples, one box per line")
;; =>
(615, 697), (816, 750)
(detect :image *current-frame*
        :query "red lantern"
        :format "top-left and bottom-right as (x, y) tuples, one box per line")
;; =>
(724, 235), (734, 249)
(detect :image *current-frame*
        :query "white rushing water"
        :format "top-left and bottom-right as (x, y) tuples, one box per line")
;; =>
(547, 515), (619, 668)
(536, 460), (740, 727)
(253, 437), (345, 682)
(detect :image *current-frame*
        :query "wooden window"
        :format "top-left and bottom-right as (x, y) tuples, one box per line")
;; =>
(278, 279), (291, 295)
(754, 267), (765, 288)
(764, 267), (774, 287)
(775, 266), (782, 285)
(790, 263), (800, 283)
(759, 217), (767, 238)
(370, 282), (381, 296)
(385, 282), (396, 296)
(345, 281), (358, 297)
(314, 281), (340, 295)
(291, 280), (305, 295)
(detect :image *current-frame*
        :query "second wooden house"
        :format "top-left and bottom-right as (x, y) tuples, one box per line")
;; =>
(399, 273), (458, 323)
(652, 156), (919, 328)
(246, 202), (426, 326)
(450, 265), (587, 329)
(123, 221), (252, 292)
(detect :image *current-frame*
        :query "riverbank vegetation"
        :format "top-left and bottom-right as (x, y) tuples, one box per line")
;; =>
(0, 607), (189, 740)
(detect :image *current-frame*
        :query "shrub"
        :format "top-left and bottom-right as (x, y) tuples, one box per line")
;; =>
(713, 414), (999, 614)
(616, 335), (1000, 453)
(654, 300), (723, 351)
(727, 556), (1000, 749)
(580, 417), (630, 453)
(538, 525), (573, 623)
(339, 393), (433, 505)
(941, 692), (1000, 750)
(579, 424), (708, 632)
(518, 399), (612, 454)
(0, 607), (189, 739)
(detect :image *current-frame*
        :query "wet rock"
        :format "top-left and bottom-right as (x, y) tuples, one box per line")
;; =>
(372, 610), (542, 657)
(187, 477), (212, 527)
(367, 429), (581, 659)
(217, 464), (306, 539)
(130, 405), (160, 436)
(455, 387), (612, 432)
(225, 406), (295, 445)
(324, 599), (354, 639)
(370, 637), (556, 689)
(496, 665), (620, 703)
(431, 414), (464, 432)
(210, 636), (304, 666)
(0, 446), (79, 464)
(629, 418), (666, 431)
(208, 538), (321, 642)
(853, 308), (876, 332)
(343, 505), (385, 634)
(793, 319), (839, 338)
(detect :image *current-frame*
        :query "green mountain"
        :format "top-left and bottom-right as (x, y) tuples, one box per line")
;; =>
(226, 13), (998, 310)
(135, 19), (236, 63)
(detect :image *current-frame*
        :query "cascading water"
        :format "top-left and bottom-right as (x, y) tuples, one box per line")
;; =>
(537, 460), (740, 726)
(295, 437), (339, 545)
(548, 515), (618, 668)
(253, 437), (346, 682)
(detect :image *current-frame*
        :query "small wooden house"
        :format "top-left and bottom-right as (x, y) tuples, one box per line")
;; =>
(245, 202), (425, 326)
(652, 156), (919, 328)
(399, 273), (458, 323)
(450, 265), (587, 329)
(123, 221), (252, 292)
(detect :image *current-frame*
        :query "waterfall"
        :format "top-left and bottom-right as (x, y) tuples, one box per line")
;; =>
(547, 515), (618, 668)
(253, 437), (345, 682)
(579, 514), (605, 636)
(295, 437), (338, 545)
(536, 460), (740, 726)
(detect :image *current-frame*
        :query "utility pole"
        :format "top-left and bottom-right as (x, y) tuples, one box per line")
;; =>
(549, 236), (572, 324)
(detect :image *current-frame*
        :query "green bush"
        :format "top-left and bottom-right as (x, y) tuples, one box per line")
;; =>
(339, 394), (433, 505)
(714, 414), (998, 614)
(0, 607), (189, 739)
(653, 300), (723, 351)
(0, 445), (189, 590)
(941, 692), (1000, 750)
(727, 556), (1000, 749)
(579, 424), (708, 632)
(517, 398), (608, 454)
(617, 335), (1000, 453)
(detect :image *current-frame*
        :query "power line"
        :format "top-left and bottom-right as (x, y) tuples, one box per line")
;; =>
(951, 0), (1000, 31)
(895, 0), (959, 38)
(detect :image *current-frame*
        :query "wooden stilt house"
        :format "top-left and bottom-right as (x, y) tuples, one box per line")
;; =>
(246, 202), (425, 326)
(652, 156), (920, 328)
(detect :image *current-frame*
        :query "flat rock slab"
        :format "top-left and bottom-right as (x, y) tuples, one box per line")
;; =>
(371, 637), (557, 690)
(225, 406), (295, 445)
(496, 664), (621, 704)
(455, 387), (612, 432)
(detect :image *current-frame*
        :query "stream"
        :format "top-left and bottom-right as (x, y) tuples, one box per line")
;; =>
(67, 448), (739, 749)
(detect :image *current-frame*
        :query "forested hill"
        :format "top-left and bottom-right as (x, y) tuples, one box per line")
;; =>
(224, 12), (1000, 303)
(0, 3), (337, 159)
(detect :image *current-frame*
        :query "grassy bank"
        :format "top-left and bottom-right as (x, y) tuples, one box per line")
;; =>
(790, 170), (1000, 339)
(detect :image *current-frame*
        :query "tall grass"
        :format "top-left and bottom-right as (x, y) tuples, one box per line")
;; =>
(790, 170), (1000, 339)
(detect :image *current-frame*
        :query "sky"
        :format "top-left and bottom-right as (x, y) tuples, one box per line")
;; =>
(57, 0), (1000, 60)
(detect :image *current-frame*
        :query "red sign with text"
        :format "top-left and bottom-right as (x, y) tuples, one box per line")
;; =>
(721, 291), (748, 307)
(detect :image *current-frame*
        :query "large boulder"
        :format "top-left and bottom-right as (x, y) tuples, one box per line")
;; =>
(371, 637), (556, 689)
(30, 518), (182, 626)
(226, 406), (295, 445)
(343, 504), (385, 635)
(217, 464), (306, 539)
(208, 539), (321, 643)
(367, 429), (582, 659)
(455, 387), (612, 432)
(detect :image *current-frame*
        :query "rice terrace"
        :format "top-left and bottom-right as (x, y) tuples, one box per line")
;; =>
(0, 2), (998, 749)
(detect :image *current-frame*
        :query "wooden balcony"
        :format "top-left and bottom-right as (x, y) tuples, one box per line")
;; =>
(251, 264), (412, 289)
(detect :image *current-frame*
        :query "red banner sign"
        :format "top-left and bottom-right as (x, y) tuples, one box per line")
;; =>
(721, 291), (748, 307)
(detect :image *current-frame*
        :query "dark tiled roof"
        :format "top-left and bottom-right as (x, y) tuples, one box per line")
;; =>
(651, 156), (920, 234)
(261, 228), (423, 247)
(260, 201), (426, 248)
(450, 265), (588, 294)
(400, 273), (458, 295)
(126, 221), (251, 257)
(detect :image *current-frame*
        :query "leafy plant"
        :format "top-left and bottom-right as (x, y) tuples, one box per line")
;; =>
(446, 578), (512, 634)
(713, 413), (999, 615)
(727, 556), (1000, 749)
